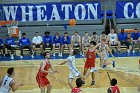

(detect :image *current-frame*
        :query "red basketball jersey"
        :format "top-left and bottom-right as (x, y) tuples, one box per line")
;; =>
(37, 59), (51, 77)
(109, 86), (120, 93)
(71, 87), (81, 93)
(86, 48), (96, 62)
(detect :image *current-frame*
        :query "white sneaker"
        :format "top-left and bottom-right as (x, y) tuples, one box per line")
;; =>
(31, 55), (34, 58)
(60, 53), (62, 57)
(90, 67), (98, 72)
(20, 56), (23, 59)
(132, 50), (135, 53)
(58, 53), (61, 56)
(53, 53), (55, 56)
(127, 49), (130, 53)
(11, 55), (14, 60)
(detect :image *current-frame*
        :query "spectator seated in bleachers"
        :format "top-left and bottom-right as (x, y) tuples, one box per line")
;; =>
(108, 29), (121, 52)
(18, 33), (34, 59)
(4, 33), (16, 60)
(81, 32), (91, 54)
(91, 32), (99, 43)
(61, 32), (71, 57)
(131, 28), (140, 53)
(43, 31), (53, 52)
(52, 32), (61, 57)
(118, 28), (131, 53)
(32, 32), (43, 55)
(100, 31), (108, 44)
(71, 31), (82, 55)
(0, 38), (5, 56)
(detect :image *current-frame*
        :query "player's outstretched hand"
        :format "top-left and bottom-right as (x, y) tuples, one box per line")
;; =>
(18, 82), (23, 86)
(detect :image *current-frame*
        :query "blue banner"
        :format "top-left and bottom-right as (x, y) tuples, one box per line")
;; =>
(0, 2), (101, 21)
(116, 2), (140, 18)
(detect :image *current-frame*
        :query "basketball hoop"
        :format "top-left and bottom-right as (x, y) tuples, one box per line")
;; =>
(6, 20), (19, 37)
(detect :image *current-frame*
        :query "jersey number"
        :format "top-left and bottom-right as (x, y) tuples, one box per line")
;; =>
(4, 79), (8, 85)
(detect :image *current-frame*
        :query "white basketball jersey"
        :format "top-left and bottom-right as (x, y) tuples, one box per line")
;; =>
(98, 43), (108, 54)
(0, 75), (13, 93)
(109, 33), (117, 42)
(66, 56), (77, 70)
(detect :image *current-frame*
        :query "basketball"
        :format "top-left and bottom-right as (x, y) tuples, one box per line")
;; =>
(69, 19), (76, 26)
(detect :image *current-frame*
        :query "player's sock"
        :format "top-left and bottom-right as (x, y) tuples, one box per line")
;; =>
(90, 67), (98, 72)
(112, 61), (115, 67)
(90, 80), (95, 86)
(102, 65), (107, 68)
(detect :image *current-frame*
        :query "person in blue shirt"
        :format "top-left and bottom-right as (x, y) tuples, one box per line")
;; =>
(60, 32), (71, 57)
(118, 28), (131, 53)
(18, 33), (34, 59)
(4, 33), (15, 60)
(131, 29), (140, 53)
(43, 31), (53, 51)
(0, 38), (5, 56)
(52, 32), (61, 57)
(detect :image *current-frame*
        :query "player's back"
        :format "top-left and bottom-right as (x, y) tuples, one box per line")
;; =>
(109, 85), (120, 93)
(71, 87), (82, 93)
(0, 75), (13, 93)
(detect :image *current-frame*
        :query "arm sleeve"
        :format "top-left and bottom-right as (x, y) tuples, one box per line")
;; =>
(11, 38), (15, 45)
(43, 36), (46, 43)
(68, 36), (71, 44)
(28, 39), (31, 45)
(18, 39), (21, 46)
(50, 36), (53, 43)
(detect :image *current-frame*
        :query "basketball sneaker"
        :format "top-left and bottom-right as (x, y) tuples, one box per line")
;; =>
(102, 65), (107, 68)
(112, 61), (115, 67)
(90, 80), (95, 86)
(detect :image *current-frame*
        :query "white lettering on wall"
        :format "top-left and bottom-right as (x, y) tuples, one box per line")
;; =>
(50, 5), (60, 21)
(74, 4), (86, 20)
(62, 4), (72, 20)
(21, 6), (33, 21)
(124, 2), (134, 19)
(87, 3), (98, 19)
(136, 3), (140, 18)
(36, 5), (47, 21)
(3, 6), (18, 20)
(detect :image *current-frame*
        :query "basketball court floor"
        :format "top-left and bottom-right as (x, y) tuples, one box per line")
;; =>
(0, 52), (140, 93)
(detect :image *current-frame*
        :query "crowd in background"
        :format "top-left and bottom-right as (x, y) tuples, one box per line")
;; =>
(0, 28), (140, 60)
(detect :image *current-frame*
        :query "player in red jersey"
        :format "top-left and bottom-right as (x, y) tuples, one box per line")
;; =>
(83, 41), (100, 86)
(36, 52), (57, 93)
(71, 78), (83, 93)
(107, 78), (120, 93)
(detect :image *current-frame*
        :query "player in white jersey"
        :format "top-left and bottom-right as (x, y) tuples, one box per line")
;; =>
(58, 50), (96, 88)
(94, 39), (115, 68)
(108, 29), (121, 52)
(0, 68), (23, 93)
